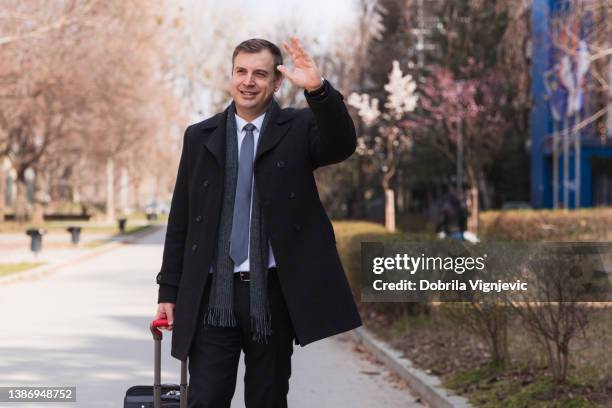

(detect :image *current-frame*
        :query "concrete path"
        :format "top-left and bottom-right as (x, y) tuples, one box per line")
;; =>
(0, 228), (423, 408)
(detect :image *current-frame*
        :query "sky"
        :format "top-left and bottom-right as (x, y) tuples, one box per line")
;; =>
(180, 0), (357, 47)
(173, 0), (360, 118)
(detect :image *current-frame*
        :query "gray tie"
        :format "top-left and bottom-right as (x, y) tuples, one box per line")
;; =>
(230, 123), (256, 266)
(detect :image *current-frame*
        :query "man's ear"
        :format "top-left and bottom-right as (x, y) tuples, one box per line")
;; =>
(274, 75), (284, 92)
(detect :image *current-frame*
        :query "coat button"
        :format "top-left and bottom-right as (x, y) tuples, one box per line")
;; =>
(156, 272), (162, 283)
(276, 160), (286, 168)
(288, 192), (296, 199)
(191, 243), (198, 252)
(293, 223), (301, 231)
(203, 180), (209, 187)
(195, 215), (202, 222)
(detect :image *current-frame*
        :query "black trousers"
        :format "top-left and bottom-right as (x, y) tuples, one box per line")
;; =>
(187, 268), (295, 408)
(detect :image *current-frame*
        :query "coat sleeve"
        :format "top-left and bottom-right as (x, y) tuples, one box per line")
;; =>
(156, 125), (192, 303)
(304, 80), (357, 170)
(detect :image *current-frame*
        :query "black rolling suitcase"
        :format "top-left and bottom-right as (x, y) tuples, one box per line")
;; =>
(124, 319), (188, 408)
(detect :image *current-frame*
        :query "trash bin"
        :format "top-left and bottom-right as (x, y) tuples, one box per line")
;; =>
(67, 226), (82, 245)
(25, 228), (46, 254)
(117, 218), (127, 233)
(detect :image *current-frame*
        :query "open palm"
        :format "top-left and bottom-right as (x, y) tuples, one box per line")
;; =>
(277, 37), (322, 91)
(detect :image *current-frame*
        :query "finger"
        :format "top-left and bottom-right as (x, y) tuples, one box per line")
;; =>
(154, 308), (165, 320)
(289, 37), (302, 58)
(291, 36), (300, 49)
(277, 65), (293, 81)
(283, 41), (298, 62)
(166, 305), (174, 327)
(294, 38), (306, 56)
(288, 38), (303, 60)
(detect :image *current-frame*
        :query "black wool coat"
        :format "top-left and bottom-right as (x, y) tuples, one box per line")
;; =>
(156, 80), (362, 361)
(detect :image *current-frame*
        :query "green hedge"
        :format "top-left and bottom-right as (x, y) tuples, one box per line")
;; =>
(333, 220), (435, 317)
(479, 208), (612, 242)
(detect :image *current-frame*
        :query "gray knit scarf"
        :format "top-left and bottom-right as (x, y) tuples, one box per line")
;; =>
(205, 101), (273, 343)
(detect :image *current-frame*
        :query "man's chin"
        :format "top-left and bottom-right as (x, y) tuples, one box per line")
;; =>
(236, 98), (264, 110)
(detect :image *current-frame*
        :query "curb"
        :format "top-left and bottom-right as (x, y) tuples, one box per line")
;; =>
(352, 327), (473, 408)
(0, 224), (163, 286)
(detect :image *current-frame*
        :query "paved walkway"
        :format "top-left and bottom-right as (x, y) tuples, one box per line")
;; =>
(0, 228), (423, 408)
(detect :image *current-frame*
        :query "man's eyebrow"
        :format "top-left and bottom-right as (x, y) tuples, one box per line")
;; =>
(233, 66), (270, 75)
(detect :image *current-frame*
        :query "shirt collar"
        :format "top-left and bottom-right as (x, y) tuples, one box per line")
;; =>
(235, 111), (266, 132)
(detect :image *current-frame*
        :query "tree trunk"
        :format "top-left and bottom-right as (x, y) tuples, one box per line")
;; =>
(15, 171), (29, 224)
(31, 202), (44, 225)
(397, 168), (405, 213)
(468, 185), (479, 233)
(31, 168), (44, 225)
(491, 312), (508, 366)
(106, 158), (115, 222)
(466, 168), (479, 233)
(0, 164), (5, 222)
(478, 171), (492, 211)
(351, 156), (366, 219)
(384, 188), (396, 232)
(132, 176), (141, 212)
(119, 167), (129, 216)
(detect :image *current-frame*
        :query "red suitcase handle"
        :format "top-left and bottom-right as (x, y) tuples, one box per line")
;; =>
(150, 319), (187, 408)
(150, 318), (170, 340)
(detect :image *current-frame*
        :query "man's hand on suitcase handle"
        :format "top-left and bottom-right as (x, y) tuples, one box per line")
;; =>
(155, 303), (175, 330)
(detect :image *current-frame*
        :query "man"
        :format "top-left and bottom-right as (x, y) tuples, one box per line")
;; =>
(436, 185), (468, 242)
(154, 37), (362, 407)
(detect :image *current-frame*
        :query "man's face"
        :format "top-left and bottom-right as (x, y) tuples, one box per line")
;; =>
(231, 50), (282, 118)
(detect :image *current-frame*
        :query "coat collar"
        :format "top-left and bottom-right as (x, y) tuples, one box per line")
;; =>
(201, 99), (293, 167)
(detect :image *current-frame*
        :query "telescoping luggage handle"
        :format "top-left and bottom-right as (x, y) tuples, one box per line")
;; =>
(150, 319), (188, 408)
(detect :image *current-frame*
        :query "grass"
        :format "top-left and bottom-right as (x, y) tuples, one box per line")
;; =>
(444, 364), (602, 408)
(0, 212), (167, 234)
(332, 220), (612, 408)
(0, 262), (45, 277)
(0, 220), (156, 234)
(383, 313), (436, 336)
(83, 225), (157, 248)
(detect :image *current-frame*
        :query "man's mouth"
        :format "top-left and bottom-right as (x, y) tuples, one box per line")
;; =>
(240, 90), (259, 98)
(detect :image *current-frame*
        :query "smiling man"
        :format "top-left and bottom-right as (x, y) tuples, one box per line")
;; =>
(154, 37), (362, 408)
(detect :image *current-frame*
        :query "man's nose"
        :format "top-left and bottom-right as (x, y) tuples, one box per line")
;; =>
(245, 73), (255, 85)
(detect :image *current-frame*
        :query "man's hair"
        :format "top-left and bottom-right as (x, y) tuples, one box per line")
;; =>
(232, 38), (283, 78)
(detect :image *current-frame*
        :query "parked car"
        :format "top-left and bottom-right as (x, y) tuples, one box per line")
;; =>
(143, 201), (171, 215)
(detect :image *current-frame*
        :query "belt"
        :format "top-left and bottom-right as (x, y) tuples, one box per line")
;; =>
(235, 267), (277, 283)
(236, 271), (250, 282)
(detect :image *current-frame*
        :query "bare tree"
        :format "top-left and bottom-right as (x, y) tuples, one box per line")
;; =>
(0, 0), (182, 222)
(510, 245), (601, 383)
(348, 61), (419, 232)
(0, 0), (96, 47)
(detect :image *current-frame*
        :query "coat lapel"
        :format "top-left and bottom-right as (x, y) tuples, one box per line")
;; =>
(255, 100), (293, 164)
(202, 106), (230, 167)
(202, 99), (294, 168)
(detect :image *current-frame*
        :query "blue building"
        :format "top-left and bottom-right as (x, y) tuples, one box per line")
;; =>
(531, 0), (612, 209)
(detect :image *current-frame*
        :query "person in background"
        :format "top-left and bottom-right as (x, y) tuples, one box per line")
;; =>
(436, 185), (468, 242)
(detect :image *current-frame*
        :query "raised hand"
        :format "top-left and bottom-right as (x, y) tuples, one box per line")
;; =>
(276, 36), (323, 92)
